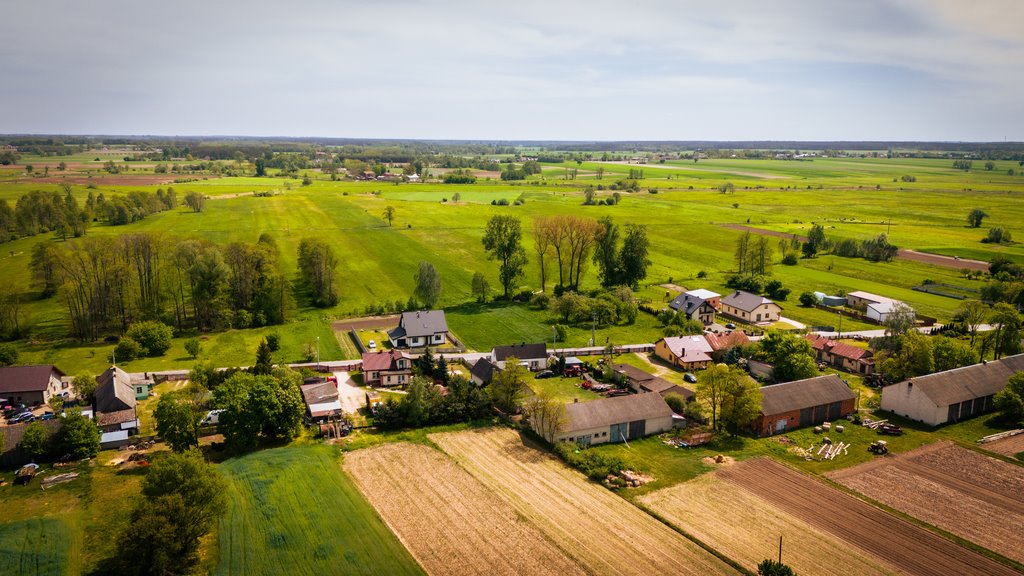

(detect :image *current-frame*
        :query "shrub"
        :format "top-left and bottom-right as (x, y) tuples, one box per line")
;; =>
(530, 293), (551, 309)
(114, 337), (144, 362)
(0, 343), (19, 366)
(125, 320), (174, 356)
(781, 253), (798, 265)
(664, 393), (687, 414)
(553, 441), (628, 480)
(799, 292), (817, 307)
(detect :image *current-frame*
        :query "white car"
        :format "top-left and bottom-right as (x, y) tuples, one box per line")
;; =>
(368, 340), (377, 350)
(202, 409), (225, 425)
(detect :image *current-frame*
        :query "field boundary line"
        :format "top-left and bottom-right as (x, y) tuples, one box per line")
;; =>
(634, 502), (754, 576)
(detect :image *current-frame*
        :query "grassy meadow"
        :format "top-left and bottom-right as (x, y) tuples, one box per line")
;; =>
(2, 154), (1023, 371)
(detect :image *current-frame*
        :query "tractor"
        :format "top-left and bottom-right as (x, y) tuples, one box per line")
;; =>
(868, 440), (888, 455)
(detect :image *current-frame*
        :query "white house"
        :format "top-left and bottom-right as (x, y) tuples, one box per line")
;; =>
(720, 290), (781, 323)
(491, 343), (548, 371)
(388, 310), (448, 348)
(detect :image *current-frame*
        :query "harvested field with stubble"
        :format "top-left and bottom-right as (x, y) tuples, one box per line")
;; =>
(639, 475), (899, 576)
(719, 458), (1021, 576)
(829, 442), (1024, 564)
(430, 428), (737, 576)
(343, 443), (585, 576)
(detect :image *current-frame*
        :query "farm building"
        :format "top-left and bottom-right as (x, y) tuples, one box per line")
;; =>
(0, 365), (67, 407)
(753, 374), (856, 436)
(362, 350), (413, 387)
(705, 331), (751, 360)
(881, 354), (1024, 426)
(720, 290), (781, 323)
(655, 336), (713, 370)
(813, 291), (847, 307)
(94, 366), (140, 447)
(0, 419), (62, 468)
(668, 293), (716, 325)
(388, 310), (449, 348)
(469, 358), (500, 385)
(805, 335), (874, 375)
(846, 291), (914, 323)
(611, 364), (694, 402)
(491, 343), (548, 371)
(685, 288), (721, 310)
(553, 393), (675, 446)
(301, 380), (342, 422)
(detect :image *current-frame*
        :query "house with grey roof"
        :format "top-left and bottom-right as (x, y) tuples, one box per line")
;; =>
(388, 310), (449, 348)
(611, 363), (694, 402)
(550, 393), (674, 446)
(753, 374), (856, 436)
(94, 366), (139, 446)
(668, 293), (716, 325)
(720, 290), (781, 323)
(491, 343), (548, 371)
(470, 357), (500, 385)
(881, 354), (1024, 426)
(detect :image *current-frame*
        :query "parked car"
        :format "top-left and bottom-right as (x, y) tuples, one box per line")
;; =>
(201, 409), (226, 426)
(534, 370), (555, 379)
(684, 373), (698, 383)
(725, 323), (736, 330)
(39, 412), (55, 421)
(6, 411), (34, 425)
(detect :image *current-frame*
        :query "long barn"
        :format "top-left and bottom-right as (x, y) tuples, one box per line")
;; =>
(553, 393), (674, 446)
(753, 374), (856, 436)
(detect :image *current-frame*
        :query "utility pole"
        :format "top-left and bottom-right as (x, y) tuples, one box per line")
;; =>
(778, 535), (783, 564)
(591, 313), (596, 347)
(316, 336), (320, 371)
(837, 310), (843, 338)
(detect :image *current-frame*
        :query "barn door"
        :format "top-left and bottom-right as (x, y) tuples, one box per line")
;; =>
(610, 423), (628, 443)
(799, 408), (813, 427)
(628, 420), (646, 440)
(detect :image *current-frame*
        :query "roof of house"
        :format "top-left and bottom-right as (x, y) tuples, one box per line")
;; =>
(564, 392), (673, 432)
(686, 289), (721, 300)
(0, 365), (64, 395)
(805, 335), (873, 361)
(612, 363), (656, 383)
(361, 350), (411, 372)
(470, 358), (500, 383)
(897, 354), (1024, 407)
(95, 366), (136, 413)
(652, 382), (695, 402)
(493, 343), (548, 361)
(721, 290), (779, 313)
(301, 381), (339, 406)
(846, 291), (894, 304)
(668, 293), (712, 315)
(1, 419), (62, 453)
(867, 300), (911, 315)
(760, 374), (855, 416)
(389, 310), (448, 340)
(705, 331), (751, 351)
(96, 408), (138, 427)
(659, 336), (714, 363)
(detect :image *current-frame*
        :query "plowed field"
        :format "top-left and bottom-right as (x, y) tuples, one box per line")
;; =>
(984, 433), (1024, 457)
(829, 442), (1024, 564)
(719, 458), (1020, 576)
(344, 443), (585, 576)
(639, 475), (899, 575)
(431, 428), (737, 576)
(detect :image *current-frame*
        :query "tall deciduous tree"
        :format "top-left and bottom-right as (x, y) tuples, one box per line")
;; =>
(154, 390), (202, 452)
(20, 421), (49, 460)
(382, 206), (396, 227)
(593, 216), (620, 287)
(413, 261), (442, 308)
(297, 238), (339, 307)
(482, 215), (527, 299)
(619, 223), (651, 289)
(213, 371), (304, 451)
(967, 208), (988, 228)
(756, 331), (817, 383)
(524, 388), (567, 443)
(471, 271), (490, 303)
(55, 409), (100, 459)
(490, 357), (527, 414)
(956, 299), (988, 346)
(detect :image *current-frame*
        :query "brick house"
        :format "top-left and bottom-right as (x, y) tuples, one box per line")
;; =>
(753, 374), (856, 436)
(805, 334), (875, 375)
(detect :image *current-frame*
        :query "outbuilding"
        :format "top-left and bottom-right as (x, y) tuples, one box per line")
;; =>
(753, 374), (856, 436)
(881, 354), (1024, 426)
(491, 343), (548, 371)
(553, 393), (674, 446)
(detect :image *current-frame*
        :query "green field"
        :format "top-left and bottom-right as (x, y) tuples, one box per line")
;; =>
(0, 517), (71, 576)
(216, 444), (423, 576)
(3, 154), (1023, 371)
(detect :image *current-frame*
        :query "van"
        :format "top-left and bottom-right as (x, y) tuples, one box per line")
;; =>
(202, 409), (226, 426)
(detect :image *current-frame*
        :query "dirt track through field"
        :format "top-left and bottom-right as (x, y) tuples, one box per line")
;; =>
(719, 458), (1021, 576)
(344, 443), (584, 576)
(640, 474), (899, 575)
(431, 428), (737, 576)
(829, 442), (1024, 564)
(720, 223), (990, 271)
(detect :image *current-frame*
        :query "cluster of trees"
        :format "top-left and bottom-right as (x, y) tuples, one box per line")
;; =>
(657, 309), (705, 337)
(297, 238), (339, 307)
(755, 331), (818, 383)
(30, 232), (290, 340)
(735, 231), (774, 276)
(695, 363), (763, 433)
(373, 376), (492, 429)
(0, 188), (88, 243)
(982, 227), (1012, 244)
(16, 409), (100, 462)
(212, 370), (305, 451)
(500, 161), (541, 180)
(832, 234), (898, 262)
(875, 331), (979, 383)
(109, 451), (226, 576)
(967, 208), (989, 228)
(953, 159), (973, 170)
(550, 287), (638, 327)
(531, 215), (601, 293)
(442, 169), (477, 184)
(593, 218), (650, 289)
(115, 320), (174, 361)
(725, 275), (791, 301)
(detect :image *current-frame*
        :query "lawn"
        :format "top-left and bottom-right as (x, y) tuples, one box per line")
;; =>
(216, 444), (423, 576)
(0, 517), (72, 576)
(526, 375), (603, 403)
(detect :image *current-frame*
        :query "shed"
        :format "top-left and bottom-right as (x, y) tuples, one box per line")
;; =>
(753, 374), (856, 436)
(492, 343), (548, 371)
(470, 358), (500, 385)
(552, 393), (674, 446)
(881, 354), (1024, 426)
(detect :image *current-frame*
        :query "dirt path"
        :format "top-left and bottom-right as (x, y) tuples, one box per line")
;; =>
(593, 161), (787, 179)
(720, 224), (990, 271)
(334, 372), (364, 415)
(331, 315), (399, 331)
(719, 458), (1020, 576)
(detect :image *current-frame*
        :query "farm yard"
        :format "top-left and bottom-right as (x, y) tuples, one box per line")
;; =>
(829, 442), (1024, 564)
(217, 445), (423, 576)
(343, 443), (585, 576)
(718, 458), (1022, 576)
(639, 473), (899, 576)
(429, 427), (737, 576)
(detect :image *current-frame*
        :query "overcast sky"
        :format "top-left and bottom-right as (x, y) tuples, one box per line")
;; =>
(1, 0), (1021, 141)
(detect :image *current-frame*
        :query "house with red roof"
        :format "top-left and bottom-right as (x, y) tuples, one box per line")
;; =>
(705, 331), (751, 360)
(361, 350), (413, 387)
(805, 334), (874, 375)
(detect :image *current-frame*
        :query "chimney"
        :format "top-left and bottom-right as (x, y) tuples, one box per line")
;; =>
(574, 398), (579, 403)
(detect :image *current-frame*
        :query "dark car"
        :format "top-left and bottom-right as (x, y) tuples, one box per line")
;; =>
(534, 370), (556, 379)
(725, 323), (737, 330)
(684, 373), (698, 383)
